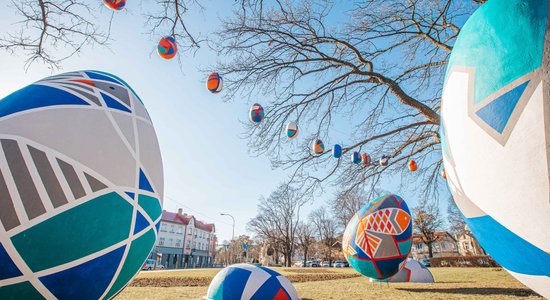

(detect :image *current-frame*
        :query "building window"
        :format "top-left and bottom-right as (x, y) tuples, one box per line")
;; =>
(170, 225), (175, 233)
(177, 227), (183, 234)
(159, 237), (165, 246)
(415, 244), (422, 250)
(161, 224), (167, 232)
(176, 239), (182, 247)
(168, 238), (173, 247)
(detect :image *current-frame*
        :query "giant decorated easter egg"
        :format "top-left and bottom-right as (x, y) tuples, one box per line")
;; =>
(441, 0), (550, 297)
(0, 71), (163, 299)
(371, 259), (434, 283)
(206, 264), (299, 300)
(342, 194), (412, 280)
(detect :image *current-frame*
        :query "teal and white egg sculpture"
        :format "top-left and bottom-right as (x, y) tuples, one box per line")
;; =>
(441, 0), (550, 297)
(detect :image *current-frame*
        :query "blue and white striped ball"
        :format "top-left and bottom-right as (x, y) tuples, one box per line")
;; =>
(206, 264), (299, 300)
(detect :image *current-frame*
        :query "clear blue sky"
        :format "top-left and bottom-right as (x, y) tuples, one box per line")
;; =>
(0, 0), (451, 242)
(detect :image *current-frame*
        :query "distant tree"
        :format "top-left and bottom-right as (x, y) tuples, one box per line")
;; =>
(447, 197), (467, 235)
(329, 188), (365, 228)
(248, 184), (306, 267)
(413, 199), (444, 258)
(295, 222), (315, 267)
(329, 187), (390, 228)
(309, 206), (339, 263)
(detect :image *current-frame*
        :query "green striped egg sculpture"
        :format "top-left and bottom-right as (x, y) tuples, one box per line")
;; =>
(0, 71), (163, 299)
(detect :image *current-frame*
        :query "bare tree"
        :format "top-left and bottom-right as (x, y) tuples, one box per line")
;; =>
(295, 221), (315, 266)
(447, 197), (466, 235)
(247, 184), (306, 267)
(144, 0), (203, 54)
(214, 0), (480, 198)
(1, 0), (110, 70)
(2, 0), (208, 69)
(413, 198), (444, 258)
(309, 206), (338, 264)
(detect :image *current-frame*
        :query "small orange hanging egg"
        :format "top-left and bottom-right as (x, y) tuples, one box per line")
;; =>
(408, 160), (418, 172)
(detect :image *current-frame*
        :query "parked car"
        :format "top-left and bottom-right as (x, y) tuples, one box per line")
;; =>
(142, 259), (156, 270)
(321, 261), (331, 267)
(141, 259), (163, 270)
(420, 258), (431, 267)
(333, 261), (345, 268)
(310, 260), (321, 267)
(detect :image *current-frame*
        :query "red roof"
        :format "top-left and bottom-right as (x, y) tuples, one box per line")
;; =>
(161, 210), (215, 233)
(161, 210), (191, 225)
(195, 219), (215, 232)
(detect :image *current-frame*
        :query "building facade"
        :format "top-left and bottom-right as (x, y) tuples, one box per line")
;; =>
(455, 229), (486, 256)
(411, 232), (460, 259)
(149, 208), (216, 269)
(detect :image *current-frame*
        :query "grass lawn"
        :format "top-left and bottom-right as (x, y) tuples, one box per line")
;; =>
(117, 267), (542, 299)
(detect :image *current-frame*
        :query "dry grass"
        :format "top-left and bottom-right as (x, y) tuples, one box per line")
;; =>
(117, 267), (542, 300)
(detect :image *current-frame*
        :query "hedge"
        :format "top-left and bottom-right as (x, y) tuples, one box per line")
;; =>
(429, 255), (500, 267)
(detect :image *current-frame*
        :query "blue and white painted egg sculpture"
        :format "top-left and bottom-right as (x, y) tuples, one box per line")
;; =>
(206, 264), (299, 300)
(0, 71), (164, 299)
(441, 0), (550, 297)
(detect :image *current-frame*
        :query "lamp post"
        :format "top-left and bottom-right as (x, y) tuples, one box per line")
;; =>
(220, 213), (235, 241)
(220, 213), (236, 264)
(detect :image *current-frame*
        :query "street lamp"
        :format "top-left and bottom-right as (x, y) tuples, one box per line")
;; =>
(220, 213), (235, 241)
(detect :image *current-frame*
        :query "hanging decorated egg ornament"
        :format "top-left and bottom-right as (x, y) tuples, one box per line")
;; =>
(312, 139), (325, 155)
(362, 153), (371, 166)
(157, 36), (177, 60)
(249, 103), (265, 123)
(206, 72), (223, 94)
(286, 122), (298, 139)
(351, 152), (361, 164)
(408, 160), (418, 172)
(332, 144), (342, 158)
(441, 168), (447, 179)
(379, 155), (389, 166)
(104, 0), (126, 10)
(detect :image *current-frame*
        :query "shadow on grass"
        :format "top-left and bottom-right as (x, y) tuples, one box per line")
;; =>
(396, 287), (538, 297)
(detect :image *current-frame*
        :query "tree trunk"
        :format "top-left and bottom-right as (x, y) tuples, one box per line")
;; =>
(428, 243), (434, 258)
(287, 250), (292, 267)
(303, 248), (308, 267)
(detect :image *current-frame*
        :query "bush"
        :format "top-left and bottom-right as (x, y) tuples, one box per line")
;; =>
(430, 255), (500, 267)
